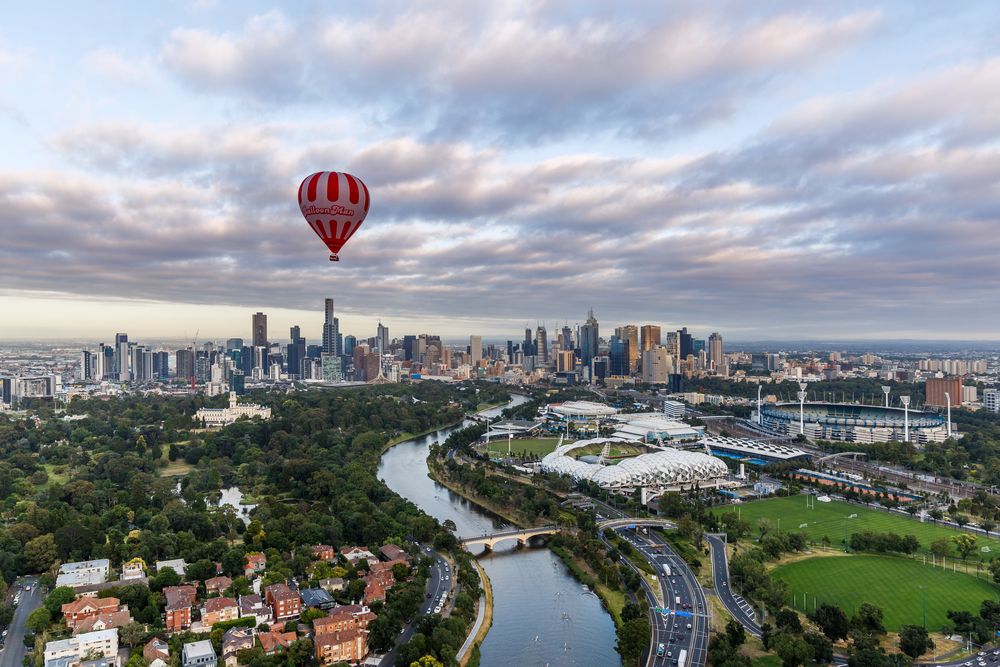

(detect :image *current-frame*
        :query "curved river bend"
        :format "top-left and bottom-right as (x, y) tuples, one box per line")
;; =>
(378, 397), (620, 666)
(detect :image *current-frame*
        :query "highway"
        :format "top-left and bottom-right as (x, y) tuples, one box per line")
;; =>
(378, 547), (452, 667)
(705, 534), (761, 637)
(0, 577), (41, 667)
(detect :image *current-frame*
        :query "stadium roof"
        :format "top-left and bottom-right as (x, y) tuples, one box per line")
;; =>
(700, 436), (810, 461)
(548, 401), (618, 418)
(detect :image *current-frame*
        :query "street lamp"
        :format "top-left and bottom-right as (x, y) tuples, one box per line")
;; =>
(797, 383), (808, 436)
(757, 384), (763, 425)
(900, 396), (911, 442)
(944, 392), (952, 438)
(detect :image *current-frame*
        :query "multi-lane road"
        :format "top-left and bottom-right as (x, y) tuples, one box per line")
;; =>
(706, 534), (761, 637)
(0, 577), (41, 667)
(378, 547), (454, 667)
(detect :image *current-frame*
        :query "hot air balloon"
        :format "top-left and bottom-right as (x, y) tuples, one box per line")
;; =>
(298, 171), (370, 261)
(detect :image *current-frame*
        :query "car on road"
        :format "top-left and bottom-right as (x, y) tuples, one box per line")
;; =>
(656, 644), (665, 657)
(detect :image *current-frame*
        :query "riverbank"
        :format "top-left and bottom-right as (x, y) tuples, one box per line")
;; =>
(459, 559), (494, 667)
(427, 454), (536, 528)
(381, 418), (463, 455)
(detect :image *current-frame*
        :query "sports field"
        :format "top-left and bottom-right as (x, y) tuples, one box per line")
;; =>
(772, 554), (1000, 631)
(713, 495), (1000, 555)
(483, 438), (561, 457)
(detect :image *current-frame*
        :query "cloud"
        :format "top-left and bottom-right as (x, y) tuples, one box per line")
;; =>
(84, 49), (154, 85)
(157, 4), (879, 141)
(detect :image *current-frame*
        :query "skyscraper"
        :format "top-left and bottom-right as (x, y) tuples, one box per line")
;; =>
(615, 325), (638, 374)
(561, 325), (573, 350)
(403, 335), (417, 361)
(470, 335), (483, 365)
(678, 327), (693, 360)
(78, 351), (93, 381)
(641, 346), (671, 384)
(176, 348), (195, 381)
(640, 325), (661, 351)
(523, 328), (535, 358)
(580, 309), (599, 366)
(376, 322), (389, 354)
(115, 333), (130, 382)
(609, 336), (628, 376)
(708, 332), (724, 370)
(287, 326), (306, 378)
(322, 299), (339, 355)
(535, 325), (548, 363)
(252, 312), (268, 347)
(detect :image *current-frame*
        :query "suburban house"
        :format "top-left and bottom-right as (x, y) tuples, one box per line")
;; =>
(368, 562), (400, 588)
(318, 578), (345, 594)
(313, 605), (377, 666)
(204, 576), (233, 596)
(339, 547), (378, 567)
(363, 576), (386, 605)
(43, 629), (119, 667)
(238, 594), (271, 626)
(299, 588), (335, 611)
(221, 628), (255, 667)
(156, 559), (188, 577)
(73, 608), (132, 635)
(181, 640), (217, 667)
(163, 585), (198, 631)
(202, 597), (239, 627)
(61, 597), (124, 631)
(264, 583), (301, 622)
(257, 630), (297, 655)
(379, 544), (410, 563)
(244, 553), (266, 579)
(143, 638), (170, 665)
(310, 545), (336, 562)
(56, 560), (110, 589)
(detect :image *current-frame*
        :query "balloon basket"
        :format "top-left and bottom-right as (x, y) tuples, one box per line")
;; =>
(329, 254), (339, 262)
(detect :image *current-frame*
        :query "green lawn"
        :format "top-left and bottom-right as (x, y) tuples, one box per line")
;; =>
(483, 437), (561, 457)
(713, 495), (1000, 556)
(772, 554), (1000, 631)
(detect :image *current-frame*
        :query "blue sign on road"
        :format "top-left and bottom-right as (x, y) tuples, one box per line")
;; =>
(675, 611), (693, 618)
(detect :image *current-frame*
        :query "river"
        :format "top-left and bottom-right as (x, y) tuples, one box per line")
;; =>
(378, 396), (620, 666)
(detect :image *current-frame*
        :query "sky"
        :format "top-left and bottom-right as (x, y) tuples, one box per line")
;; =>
(2, 1), (1000, 343)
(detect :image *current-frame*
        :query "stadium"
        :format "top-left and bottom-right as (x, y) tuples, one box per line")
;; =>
(759, 402), (950, 444)
(540, 437), (732, 492)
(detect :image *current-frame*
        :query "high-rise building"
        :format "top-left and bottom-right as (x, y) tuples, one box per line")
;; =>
(154, 351), (170, 380)
(984, 388), (999, 414)
(376, 322), (389, 354)
(321, 353), (342, 383)
(678, 327), (693, 360)
(580, 309), (599, 366)
(470, 335), (483, 365)
(556, 350), (575, 373)
(708, 332), (724, 370)
(252, 312), (268, 348)
(535, 325), (548, 363)
(561, 325), (573, 351)
(641, 346), (671, 384)
(226, 338), (244, 352)
(925, 376), (963, 408)
(287, 326), (306, 378)
(523, 328), (535, 358)
(176, 349), (195, 382)
(114, 333), (130, 381)
(78, 351), (94, 381)
(640, 325), (661, 351)
(322, 298), (340, 355)
(403, 335), (417, 361)
(609, 336), (628, 376)
(96, 343), (112, 379)
(665, 331), (679, 359)
(615, 325), (638, 374)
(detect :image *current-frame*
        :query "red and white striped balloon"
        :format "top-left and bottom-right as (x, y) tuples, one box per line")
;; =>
(298, 171), (370, 261)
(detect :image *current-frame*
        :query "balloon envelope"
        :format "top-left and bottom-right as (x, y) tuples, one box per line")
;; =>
(298, 171), (370, 260)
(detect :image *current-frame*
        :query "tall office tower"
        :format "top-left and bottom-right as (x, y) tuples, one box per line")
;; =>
(506, 340), (514, 364)
(523, 328), (535, 358)
(95, 344), (110, 379)
(708, 332), (724, 370)
(678, 327), (693, 360)
(640, 325), (661, 351)
(985, 388), (999, 414)
(561, 325), (573, 350)
(353, 345), (368, 380)
(580, 309), (599, 366)
(131, 346), (148, 382)
(252, 312), (268, 347)
(321, 353), (342, 383)
(402, 335), (416, 361)
(176, 348), (195, 381)
(376, 322), (389, 354)
(287, 326), (306, 378)
(615, 325), (639, 373)
(665, 331), (679, 359)
(425, 336), (442, 366)
(693, 339), (705, 356)
(344, 335), (357, 358)
(641, 346), (671, 384)
(78, 351), (93, 381)
(114, 333), (129, 381)
(925, 376), (963, 408)
(226, 338), (244, 352)
(153, 351), (169, 380)
(470, 335), (483, 365)
(609, 336), (628, 376)
(535, 325), (548, 363)
(322, 299), (340, 355)
(556, 350), (575, 373)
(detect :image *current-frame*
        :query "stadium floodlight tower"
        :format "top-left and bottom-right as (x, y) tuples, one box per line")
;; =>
(757, 384), (763, 425)
(944, 392), (952, 438)
(797, 382), (808, 436)
(881, 385), (891, 408)
(900, 395), (911, 442)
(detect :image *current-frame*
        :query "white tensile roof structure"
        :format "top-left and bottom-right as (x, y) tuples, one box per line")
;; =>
(547, 401), (618, 418)
(540, 437), (729, 490)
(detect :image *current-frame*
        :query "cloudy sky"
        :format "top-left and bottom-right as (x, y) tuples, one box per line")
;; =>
(2, 1), (999, 343)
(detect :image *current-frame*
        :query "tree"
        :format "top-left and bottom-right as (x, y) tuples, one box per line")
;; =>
(725, 618), (746, 648)
(899, 625), (934, 659)
(119, 622), (147, 648)
(775, 608), (802, 634)
(616, 617), (649, 666)
(23, 534), (58, 573)
(773, 632), (814, 667)
(810, 603), (850, 642)
(953, 533), (977, 561)
(757, 518), (773, 539)
(410, 658), (445, 667)
(26, 607), (51, 633)
(983, 520), (996, 537)
(803, 632), (833, 663)
(187, 559), (217, 584)
(852, 603), (886, 636)
(44, 587), (76, 617)
(931, 538), (951, 558)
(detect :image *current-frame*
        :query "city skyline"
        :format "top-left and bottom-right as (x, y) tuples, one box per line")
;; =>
(4, 3), (1000, 339)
